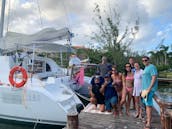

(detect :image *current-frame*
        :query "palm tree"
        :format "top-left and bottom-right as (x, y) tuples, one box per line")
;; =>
(167, 51), (172, 68)
(159, 45), (169, 65)
(148, 51), (159, 64)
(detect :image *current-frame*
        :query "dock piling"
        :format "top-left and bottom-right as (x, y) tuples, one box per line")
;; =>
(67, 113), (78, 129)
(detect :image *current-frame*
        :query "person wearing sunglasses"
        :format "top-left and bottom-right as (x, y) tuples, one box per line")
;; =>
(141, 56), (158, 129)
(120, 63), (134, 116)
(100, 74), (118, 117)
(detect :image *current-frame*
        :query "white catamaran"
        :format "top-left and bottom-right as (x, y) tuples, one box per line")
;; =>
(0, 0), (84, 126)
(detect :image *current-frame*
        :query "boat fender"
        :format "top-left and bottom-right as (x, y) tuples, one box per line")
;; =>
(76, 103), (84, 113)
(9, 66), (28, 88)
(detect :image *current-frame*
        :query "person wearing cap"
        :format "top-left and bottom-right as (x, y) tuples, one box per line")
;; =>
(89, 76), (105, 112)
(100, 74), (118, 117)
(90, 72), (104, 86)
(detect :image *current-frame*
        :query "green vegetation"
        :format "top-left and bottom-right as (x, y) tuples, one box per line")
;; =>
(73, 3), (172, 73)
(82, 3), (142, 72)
(159, 71), (172, 78)
(148, 44), (172, 72)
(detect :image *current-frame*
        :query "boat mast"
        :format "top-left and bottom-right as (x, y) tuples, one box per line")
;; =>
(0, 0), (6, 38)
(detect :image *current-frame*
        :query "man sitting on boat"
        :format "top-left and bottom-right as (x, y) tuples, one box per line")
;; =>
(69, 54), (81, 67)
(69, 54), (81, 78)
(89, 75), (105, 112)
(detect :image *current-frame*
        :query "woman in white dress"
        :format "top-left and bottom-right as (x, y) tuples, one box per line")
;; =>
(133, 62), (143, 118)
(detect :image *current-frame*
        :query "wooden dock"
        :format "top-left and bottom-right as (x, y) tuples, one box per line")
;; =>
(63, 104), (161, 129)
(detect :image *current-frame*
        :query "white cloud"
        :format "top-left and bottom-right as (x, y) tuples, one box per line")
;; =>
(1, 0), (172, 52)
(157, 31), (163, 36)
(140, 0), (172, 18)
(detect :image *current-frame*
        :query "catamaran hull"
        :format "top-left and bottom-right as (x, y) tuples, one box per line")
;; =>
(0, 86), (81, 126)
(0, 114), (66, 126)
(0, 56), (83, 126)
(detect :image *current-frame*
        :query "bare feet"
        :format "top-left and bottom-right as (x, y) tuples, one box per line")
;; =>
(114, 111), (118, 118)
(144, 124), (151, 129)
(138, 114), (143, 119)
(119, 111), (123, 116)
(134, 113), (139, 118)
(142, 118), (147, 126)
(126, 111), (130, 116)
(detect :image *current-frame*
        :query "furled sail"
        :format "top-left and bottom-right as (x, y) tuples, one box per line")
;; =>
(0, 27), (74, 53)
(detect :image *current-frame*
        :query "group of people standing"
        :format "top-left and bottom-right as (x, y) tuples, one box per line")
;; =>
(89, 56), (158, 129)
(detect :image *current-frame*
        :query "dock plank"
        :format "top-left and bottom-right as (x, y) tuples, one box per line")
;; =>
(79, 112), (143, 129)
(63, 107), (161, 129)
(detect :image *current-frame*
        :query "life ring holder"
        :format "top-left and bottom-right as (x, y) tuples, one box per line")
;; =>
(9, 66), (28, 88)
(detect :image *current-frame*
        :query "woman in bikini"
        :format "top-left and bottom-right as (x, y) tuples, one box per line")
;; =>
(120, 63), (134, 116)
(111, 65), (123, 114)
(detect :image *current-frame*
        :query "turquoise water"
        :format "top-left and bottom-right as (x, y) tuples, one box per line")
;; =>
(158, 82), (172, 103)
(154, 83), (172, 114)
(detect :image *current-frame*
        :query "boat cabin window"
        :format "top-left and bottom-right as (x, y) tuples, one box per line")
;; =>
(46, 63), (51, 72)
(27, 59), (45, 73)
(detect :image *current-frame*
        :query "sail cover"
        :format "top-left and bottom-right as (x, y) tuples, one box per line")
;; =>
(0, 27), (74, 53)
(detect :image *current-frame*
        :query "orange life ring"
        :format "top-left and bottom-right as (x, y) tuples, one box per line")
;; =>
(9, 66), (28, 88)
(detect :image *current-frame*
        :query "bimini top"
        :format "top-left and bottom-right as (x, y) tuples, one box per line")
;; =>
(0, 27), (75, 53)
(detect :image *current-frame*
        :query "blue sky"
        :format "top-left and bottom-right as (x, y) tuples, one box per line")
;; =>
(1, 0), (172, 53)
